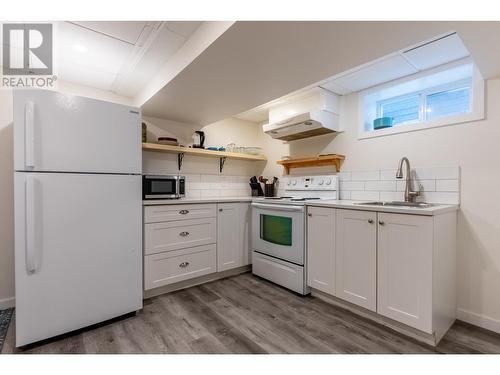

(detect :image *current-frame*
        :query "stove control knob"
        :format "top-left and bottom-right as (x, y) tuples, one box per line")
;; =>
(292, 180), (297, 186)
(326, 179), (332, 185)
(318, 180), (324, 185)
(287, 180), (291, 186)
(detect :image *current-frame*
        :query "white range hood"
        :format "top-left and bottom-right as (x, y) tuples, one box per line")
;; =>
(263, 88), (342, 141)
(263, 110), (340, 141)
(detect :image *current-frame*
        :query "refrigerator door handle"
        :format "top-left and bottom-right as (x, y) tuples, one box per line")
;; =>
(25, 175), (39, 274)
(25, 101), (35, 169)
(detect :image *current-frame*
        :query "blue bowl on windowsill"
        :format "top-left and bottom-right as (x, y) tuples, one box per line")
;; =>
(373, 117), (394, 130)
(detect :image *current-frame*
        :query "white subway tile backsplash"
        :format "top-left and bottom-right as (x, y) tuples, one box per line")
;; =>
(351, 191), (380, 201)
(423, 192), (460, 205)
(365, 180), (397, 191)
(185, 174), (252, 198)
(415, 166), (460, 180)
(200, 189), (220, 198)
(338, 172), (352, 181)
(337, 166), (460, 205)
(435, 179), (460, 192)
(339, 191), (351, 200)
(379, 169), (399, 181)
(397, 179), (435, 192)
(351, 170), (380, 181)
(340, 181), (365, 191)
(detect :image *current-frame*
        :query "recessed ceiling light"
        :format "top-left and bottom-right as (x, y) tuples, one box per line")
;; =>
(73, 44), (88, 53)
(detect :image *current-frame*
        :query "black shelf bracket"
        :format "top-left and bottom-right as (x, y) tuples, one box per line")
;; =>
(177, 152), (185, 171)
(219, 157), (227, 173)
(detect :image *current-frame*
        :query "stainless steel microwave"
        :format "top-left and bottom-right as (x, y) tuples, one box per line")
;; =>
(143, 175), (185, 200)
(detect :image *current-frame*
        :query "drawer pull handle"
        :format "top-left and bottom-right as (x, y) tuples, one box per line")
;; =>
(179, 262), (190, 268)
(179, 231), (190, 237)
(179, 210), (189, 215)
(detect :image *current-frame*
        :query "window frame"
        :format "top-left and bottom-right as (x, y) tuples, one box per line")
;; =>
(358, 59), (484, 140)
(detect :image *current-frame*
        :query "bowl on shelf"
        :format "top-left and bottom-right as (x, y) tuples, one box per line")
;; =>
(373, 117), (394, 130)
(243, 147), (263, 155)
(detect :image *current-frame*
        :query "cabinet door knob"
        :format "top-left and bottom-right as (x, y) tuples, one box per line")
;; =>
(378, 221), (385, 226)
(179, 231), (190, 237)
(179, 210), (189, 215)
(307, 213), (312, 217)
(368, 219), (373, 224)
(179, 262), (189, 268)
(219, 208), (223, 212)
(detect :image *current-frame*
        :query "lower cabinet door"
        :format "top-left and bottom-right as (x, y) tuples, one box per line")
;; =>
(217, 203), (245, 272)
(335, 209), (377, 311)
(307, 206), (335, 295)
(377, 212), (433, 333)
(144, 244), (216, 290)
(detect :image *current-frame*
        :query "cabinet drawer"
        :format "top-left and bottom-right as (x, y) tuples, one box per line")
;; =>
(144, 204), (216, 223)
(144, 245), (216, 290)
(144, 217), (216, 255)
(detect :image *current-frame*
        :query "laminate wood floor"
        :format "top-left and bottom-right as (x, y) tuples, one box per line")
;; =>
(2, 272), (500, 354)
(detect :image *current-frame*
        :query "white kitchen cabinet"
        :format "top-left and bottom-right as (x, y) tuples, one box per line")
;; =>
(377, 212), (434, 332)
(217, 202), (251, 272)
(335, 209), (377, 311)
(306, 206), (335, 295)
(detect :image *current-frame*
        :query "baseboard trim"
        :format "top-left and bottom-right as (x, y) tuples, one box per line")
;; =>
(312, 289), (438, 346)
(143, 265), (251, 299)
(0, 297), (15, 310)
(457, 308), (500, 335)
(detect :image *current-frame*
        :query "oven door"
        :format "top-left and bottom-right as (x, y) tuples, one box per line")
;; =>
(251, 202), (305, 265)
(143, 175), (179, 199)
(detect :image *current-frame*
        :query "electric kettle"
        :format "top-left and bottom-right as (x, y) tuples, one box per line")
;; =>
(192, 131), (205, 149)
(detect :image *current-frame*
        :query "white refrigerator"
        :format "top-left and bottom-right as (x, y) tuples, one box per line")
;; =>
(13, 89), (143, 347)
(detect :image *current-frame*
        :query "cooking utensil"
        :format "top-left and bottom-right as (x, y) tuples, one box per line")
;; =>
(258, 176), (268, 184)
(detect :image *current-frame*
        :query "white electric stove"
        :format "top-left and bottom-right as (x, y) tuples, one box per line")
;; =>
(251, 175), (339, 294)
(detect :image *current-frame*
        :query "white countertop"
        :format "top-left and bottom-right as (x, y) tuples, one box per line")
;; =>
(306, 200), (459, 216)
(143, 197), (253, 206)
(143, 197), (458, 216)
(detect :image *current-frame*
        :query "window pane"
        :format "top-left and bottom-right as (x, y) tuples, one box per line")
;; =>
(425, 86), (470, 121)
(379, 94), (420, 126)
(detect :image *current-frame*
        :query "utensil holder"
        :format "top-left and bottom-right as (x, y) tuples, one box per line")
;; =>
(264, 184), (275, 197)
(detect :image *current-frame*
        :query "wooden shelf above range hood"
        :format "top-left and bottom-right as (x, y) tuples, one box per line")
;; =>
(277, 154), (345, 175)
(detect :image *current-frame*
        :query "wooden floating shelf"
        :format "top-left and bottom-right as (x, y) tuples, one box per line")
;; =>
(142, 143), (267, 172)
(277, 154), (345, 175)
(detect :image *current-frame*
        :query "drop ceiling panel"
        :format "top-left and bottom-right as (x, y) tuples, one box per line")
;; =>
(112, 25), (189, 97)
(333, 54), (418, 92)
(70, 21), (148, 44)
(56, 22), (134, 80)
(165, 21), (201, 38)
(403, 33), (470, 71)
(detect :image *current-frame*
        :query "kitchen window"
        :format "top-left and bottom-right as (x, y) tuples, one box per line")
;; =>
(359, 60), (484, 139)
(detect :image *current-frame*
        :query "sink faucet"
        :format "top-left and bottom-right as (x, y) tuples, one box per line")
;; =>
(396, 157), (421, 203)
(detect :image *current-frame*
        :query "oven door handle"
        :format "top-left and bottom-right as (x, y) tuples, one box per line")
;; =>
(251, 203), (304, 212)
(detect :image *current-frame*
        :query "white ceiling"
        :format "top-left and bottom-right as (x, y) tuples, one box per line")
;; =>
(237, 33), (471, 122)
(55, 21), (201, 97)
(140, 21), (500, 125)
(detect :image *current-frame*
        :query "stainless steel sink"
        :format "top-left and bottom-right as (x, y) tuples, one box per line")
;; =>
(354, 201), (438, 208)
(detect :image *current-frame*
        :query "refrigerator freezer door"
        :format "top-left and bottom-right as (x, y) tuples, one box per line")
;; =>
(14, 172), (142, 346)
(14, 89), (141, 174)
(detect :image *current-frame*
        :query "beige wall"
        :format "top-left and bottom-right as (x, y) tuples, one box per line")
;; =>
(259, 79), (500, 332)
(0, 82), (133, 309)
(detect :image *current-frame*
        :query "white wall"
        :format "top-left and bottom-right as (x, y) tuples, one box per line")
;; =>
(143, 116), (265, 177)
(260, 79), (500, 333)
(0, 82), (133, 309)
